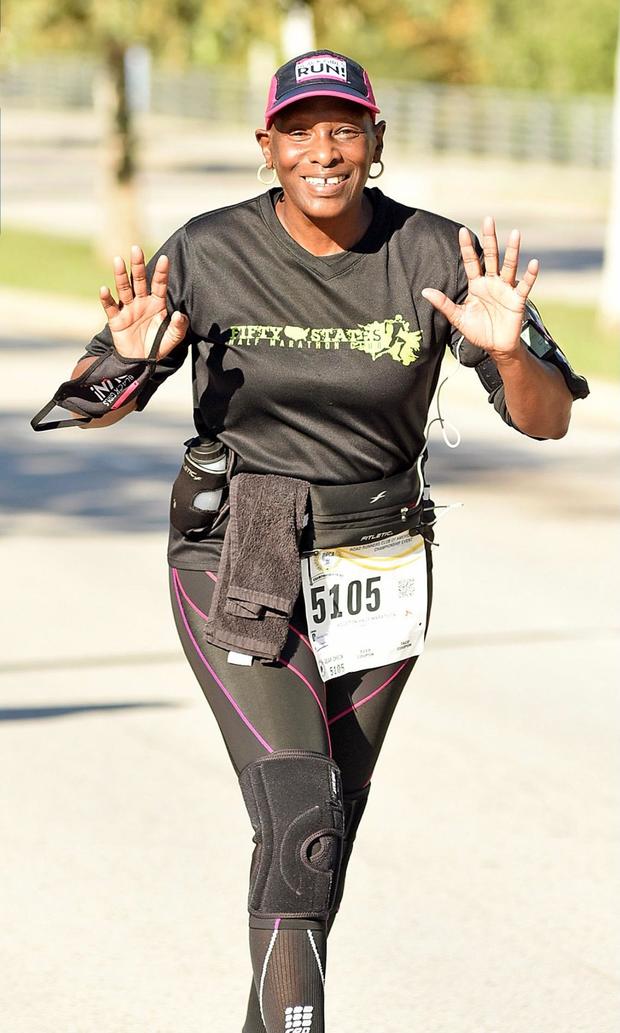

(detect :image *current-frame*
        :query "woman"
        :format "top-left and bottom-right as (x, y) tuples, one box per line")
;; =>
(32, 50), (587, 1033)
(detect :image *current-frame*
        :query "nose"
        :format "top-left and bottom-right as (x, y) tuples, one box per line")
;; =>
(307, 129), (342, 168)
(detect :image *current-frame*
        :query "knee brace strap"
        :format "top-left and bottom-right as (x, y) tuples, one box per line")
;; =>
(329, 783), (371, 924)
(239, 750), (345, 920)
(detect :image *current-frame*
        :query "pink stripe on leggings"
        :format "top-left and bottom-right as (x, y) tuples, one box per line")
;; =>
(202, 571), (328, 751)
(280, 658), (332, 758)
(328, 658), (413, 726)
(173, 569), (210, 622)
(172, 568), (273, 753)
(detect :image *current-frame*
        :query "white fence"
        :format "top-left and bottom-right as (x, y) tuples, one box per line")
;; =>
(2, 57), (612, 167)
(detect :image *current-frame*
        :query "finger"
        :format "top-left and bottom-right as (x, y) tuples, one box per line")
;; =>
(482, 215), (499, 276)
(158, 312), (189, 357)
(500, 228), (521, 286)
(113, 255), (134, 305)
(421, 287), (461, 327)
(515, 258), (539, 300)
(149, 254), (169, 300)
(99, 285), (120, 320)
(458, 226), (482, 281)
(130, 244), (148, 298)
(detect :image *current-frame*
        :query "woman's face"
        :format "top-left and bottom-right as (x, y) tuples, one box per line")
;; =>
(256, 97), (385, 221)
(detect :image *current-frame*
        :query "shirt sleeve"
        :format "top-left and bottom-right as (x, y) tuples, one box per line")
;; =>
(447, 230), (589, 438)
(81, 224), (196, 411)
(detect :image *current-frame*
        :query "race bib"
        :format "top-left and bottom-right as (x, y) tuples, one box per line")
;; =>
(301, 531), (428, 680)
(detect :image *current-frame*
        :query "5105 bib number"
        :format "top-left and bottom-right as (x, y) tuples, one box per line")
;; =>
(310, 577), (381, 623)
(301, 531), (428, 679)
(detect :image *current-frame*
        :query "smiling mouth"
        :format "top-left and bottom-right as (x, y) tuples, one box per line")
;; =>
(302, 174), (349, 189)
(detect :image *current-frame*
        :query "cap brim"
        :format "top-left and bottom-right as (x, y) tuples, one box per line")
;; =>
(265, 85), (380, 126)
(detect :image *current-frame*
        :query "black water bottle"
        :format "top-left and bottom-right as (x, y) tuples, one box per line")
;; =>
(170, 437), (228, 535)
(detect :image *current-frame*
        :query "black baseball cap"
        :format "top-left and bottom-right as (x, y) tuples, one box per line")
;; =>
(265, 50), (380, 127)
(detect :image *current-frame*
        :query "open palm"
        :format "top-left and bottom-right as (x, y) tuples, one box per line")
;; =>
(99, 245), (189, 360)
(422, 216), (539, 357)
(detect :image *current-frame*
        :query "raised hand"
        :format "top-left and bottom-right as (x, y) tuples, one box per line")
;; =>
(421, 216), (539, 359)
(99, 244), (189, 360)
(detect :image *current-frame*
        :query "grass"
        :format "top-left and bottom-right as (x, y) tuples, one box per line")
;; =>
(1, 227), (618, 379)
(532, 299), (619, 381)
(0, 227), (120, 299)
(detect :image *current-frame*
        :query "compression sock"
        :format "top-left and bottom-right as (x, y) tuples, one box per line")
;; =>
(241, 785), (370, 1032)
(247, 917), (326, 1033)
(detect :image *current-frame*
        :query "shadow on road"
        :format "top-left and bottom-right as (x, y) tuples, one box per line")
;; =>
(0, 701), (181, 722)
(3, 408), (193, 531)
(2, 402), (595, 533)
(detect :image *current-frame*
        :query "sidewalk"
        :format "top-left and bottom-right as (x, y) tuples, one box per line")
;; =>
(1, 286), (619, 1032)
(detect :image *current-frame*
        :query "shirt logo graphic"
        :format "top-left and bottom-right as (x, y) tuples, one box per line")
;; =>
(370, 491), (387, 504)
(295, 56), (347, 83)
(285, 1004), (314, 1030)
(229, 316), (423, 368)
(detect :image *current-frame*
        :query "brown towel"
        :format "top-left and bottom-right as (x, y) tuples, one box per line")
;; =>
(204, 473), (309, 661)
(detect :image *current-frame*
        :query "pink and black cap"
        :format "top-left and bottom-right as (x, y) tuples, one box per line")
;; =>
(265, 50), (380, 127)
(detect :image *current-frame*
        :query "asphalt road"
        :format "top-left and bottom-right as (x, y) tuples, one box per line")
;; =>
(0, 287), (618, 1032)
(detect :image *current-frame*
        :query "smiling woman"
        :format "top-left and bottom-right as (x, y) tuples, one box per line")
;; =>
(255, 95), (385, 254)
(30, 47), (589, 1033)
(256, 53), (384, 256)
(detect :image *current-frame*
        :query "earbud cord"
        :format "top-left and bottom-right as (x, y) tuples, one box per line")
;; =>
(414, 335), (465, 511)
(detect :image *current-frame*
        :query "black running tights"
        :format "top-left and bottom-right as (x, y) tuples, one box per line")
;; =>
(169, 553), (432, 1033)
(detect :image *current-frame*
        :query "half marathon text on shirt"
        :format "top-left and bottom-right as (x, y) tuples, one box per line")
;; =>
(228, 316), (422, 367)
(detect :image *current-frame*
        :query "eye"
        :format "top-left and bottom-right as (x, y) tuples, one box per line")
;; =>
(335, 126), (362, 138)
(289, 128), (309, 139)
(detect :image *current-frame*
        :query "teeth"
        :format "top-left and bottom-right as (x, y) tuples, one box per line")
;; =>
(304, 176), (346, 186)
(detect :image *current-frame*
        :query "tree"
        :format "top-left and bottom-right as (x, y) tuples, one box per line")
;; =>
(311, 0), (485, 85)
(3, 0), (205, 259)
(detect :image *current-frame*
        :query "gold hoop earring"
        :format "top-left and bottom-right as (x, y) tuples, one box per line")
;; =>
(368, 160), (384, 180)
(257, 162), (277, 185)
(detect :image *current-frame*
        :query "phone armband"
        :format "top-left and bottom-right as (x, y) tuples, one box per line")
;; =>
(518, 300), (589, 400)
(474, 299), (589, 401)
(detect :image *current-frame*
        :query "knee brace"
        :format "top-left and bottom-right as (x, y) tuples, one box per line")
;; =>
(239, 750), (345, 920)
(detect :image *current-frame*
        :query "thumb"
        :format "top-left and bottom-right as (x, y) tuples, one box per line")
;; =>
(158, 311), (189, 357)
(421, 288), (459, 326)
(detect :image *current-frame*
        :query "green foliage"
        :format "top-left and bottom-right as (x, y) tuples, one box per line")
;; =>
(311, 0), (616, 93)
(312, 0), (486, 84)
(3, 0), (616, 92)
(3, 0), (205, 60)
(479, 0), (619, 94)
(3, 0), (280, 69)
